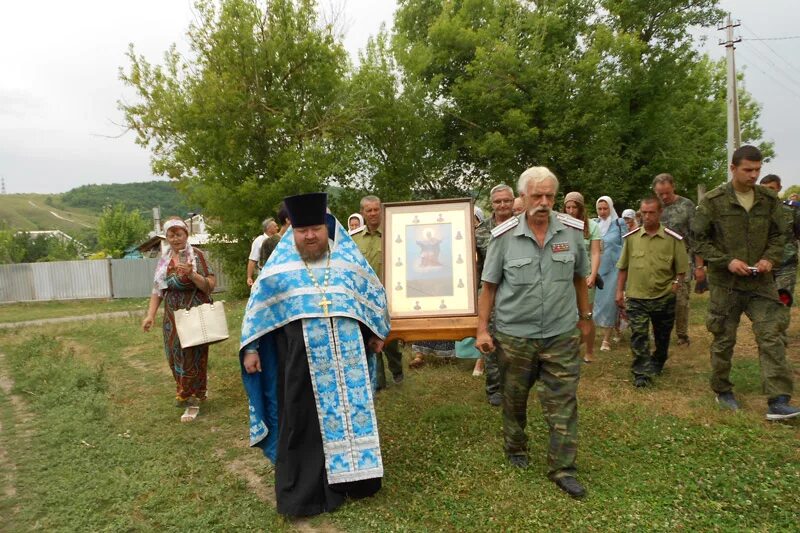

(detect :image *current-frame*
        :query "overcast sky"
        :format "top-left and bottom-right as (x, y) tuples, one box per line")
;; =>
(1, 0), (798, 195)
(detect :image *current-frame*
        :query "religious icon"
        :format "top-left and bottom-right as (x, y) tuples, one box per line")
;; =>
(414, 301), (421, 311)
(412, 215), (420, 224)
(457, 278), (464, 288)
(456, 254), (463, 264)
(437, 213), (444, 222)
(395, 234), (403, 243)
(439, 299), (447, 309)
(395, 257), (403, 267)
(395, 282), (403, 291)
(455, 230), (463, 240)
(416, 231), (443, 267)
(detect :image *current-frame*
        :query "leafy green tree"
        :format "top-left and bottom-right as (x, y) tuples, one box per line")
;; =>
(121, 0), (354, 296)
(97, 204), (150, 258)
(0, 225), (26, 264)
(392, 0), (771, 207)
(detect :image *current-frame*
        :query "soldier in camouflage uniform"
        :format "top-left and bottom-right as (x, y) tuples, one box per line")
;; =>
(475, 184), (516, 406)
(653, 173), (706, 346)
(477, 167), (592, 499)
(691, 145), (800, 420)
(616, 197), (689, 387)
(759, 174), (800, 301)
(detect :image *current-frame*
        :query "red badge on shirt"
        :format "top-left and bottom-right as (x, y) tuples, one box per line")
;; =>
(551, 242), (570, 253)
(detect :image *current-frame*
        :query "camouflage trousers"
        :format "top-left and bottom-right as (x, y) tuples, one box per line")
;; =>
(774, 261), (797, 303)
(484, 310), (501, 396)
(674, 277), (690, 341)
(706, 287), (793, 399)
(495, 329), (581, 480)
(375, 339), (404, 389)
(626, 294), (676, 378)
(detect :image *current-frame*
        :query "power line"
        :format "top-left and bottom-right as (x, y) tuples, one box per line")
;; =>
(738, 37), (800, 88)
(737, 49), (800, 102)
(741, 23), (800, 74)
(742, 36), (800, 41)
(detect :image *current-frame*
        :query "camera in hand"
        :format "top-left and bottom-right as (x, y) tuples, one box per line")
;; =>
(748, 266), (759, 277)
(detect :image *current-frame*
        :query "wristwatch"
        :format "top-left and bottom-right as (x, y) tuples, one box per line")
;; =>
(579, 311), (593, 321)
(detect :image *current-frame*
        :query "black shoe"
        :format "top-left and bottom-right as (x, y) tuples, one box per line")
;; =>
(766, 395), (800, 421)
(488, 392), (503, 406)
(392, 372), (404, 385)
(507, 455), (528, 469)
(633, 376), (651, 388)
(554, 476), (586, 499)
(716, 391), (739, 411)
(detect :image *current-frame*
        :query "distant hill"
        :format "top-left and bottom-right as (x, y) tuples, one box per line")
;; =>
(61, 181), (196, 218)
(0, 194), (98, 233)
(0, 181), (195, 242)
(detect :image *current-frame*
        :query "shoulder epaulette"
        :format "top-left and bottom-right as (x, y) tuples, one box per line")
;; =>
(705, 187), (725, 199)
(490, 216), (519, 238)
(664, 227), (684, 240)
(556, 212), (585, 231)
(623, 227), (641, 238)
(349, 226), (366, 236)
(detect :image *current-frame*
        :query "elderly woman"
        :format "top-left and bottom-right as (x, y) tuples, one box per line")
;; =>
(348, 213), (364, 234)
(564, 192), (602, 363)
(621, 209), (639, 232)
(593, 196), (626, 352)
(142, 217), (217, 422)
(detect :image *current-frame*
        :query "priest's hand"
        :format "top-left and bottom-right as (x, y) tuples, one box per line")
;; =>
(367, 336), (384, 354)
(243, 351), (261, 373)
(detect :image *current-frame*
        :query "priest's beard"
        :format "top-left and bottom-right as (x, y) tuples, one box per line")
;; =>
(299, 244), (328, 262)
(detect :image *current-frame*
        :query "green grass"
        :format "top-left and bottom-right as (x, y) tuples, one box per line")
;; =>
(0, 193), (98, 232)
(0, 299), (798, 531)
(0, 298), (151, 323)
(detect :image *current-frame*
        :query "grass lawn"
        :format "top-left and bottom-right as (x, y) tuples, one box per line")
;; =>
(0, 298), (152, 324)
(0, 293), (798, 531)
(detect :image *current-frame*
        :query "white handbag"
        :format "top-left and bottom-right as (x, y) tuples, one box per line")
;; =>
(174, 298), (229, 348)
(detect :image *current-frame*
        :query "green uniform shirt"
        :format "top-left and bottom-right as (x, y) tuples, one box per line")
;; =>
(691, 182), (785, 297)
(778, 204), (800, 266)
(482, 212), (589, 339)
(617, 225), (689, 299)
(351, 225), (384, 280)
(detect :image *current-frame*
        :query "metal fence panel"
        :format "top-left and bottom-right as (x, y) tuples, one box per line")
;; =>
(111, 258), (160, 298)
(0, 256), (228, 304)
(0, 263), (37, 302)
(31, 260), (112, 301)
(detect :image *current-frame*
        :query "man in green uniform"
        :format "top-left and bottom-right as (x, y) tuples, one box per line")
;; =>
(759, 174), (800, 302)
(653, 173), (706, 346)
(351, 195), (404, 389)
(691, 145), (800, 420)
(477, 167), (592, 499)
(616, 196), (689, 387)
(475, 183), (516, 406)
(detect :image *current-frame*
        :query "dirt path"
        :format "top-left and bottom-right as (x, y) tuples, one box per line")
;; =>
(0, 310), (145, 329)
(0, 351), (36, 519)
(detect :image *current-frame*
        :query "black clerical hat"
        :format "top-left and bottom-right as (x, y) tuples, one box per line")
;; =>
(283, 192), (328, 228)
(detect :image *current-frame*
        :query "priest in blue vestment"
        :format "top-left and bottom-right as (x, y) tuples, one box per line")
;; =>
(239, 192), (390, 517)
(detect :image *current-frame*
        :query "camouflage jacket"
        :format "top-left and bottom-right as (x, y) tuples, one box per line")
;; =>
(660, 195), (695, 254)
(691, 182), (785, 295)
(778, 203), (800, 266)
(475, 215), (502, 279)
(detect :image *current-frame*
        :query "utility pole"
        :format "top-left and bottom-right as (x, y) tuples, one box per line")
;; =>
(719, 14), (741, 180)
(0, 178), (5, 194)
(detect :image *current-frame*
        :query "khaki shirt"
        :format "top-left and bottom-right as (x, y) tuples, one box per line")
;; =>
(351, 225), (383, 281)
(482, 212), (589, 339)
(617, 225), (689, 299)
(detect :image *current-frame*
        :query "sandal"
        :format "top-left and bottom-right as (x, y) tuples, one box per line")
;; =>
(181, 405), (200, 422)
(409, 353), (425, 369)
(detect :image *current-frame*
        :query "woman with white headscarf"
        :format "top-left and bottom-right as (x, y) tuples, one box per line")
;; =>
(592, 195), (626, 352)
(141, 217), (217, 422)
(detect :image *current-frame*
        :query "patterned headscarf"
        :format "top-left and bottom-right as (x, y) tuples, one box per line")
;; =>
(152, 219), (195, 295)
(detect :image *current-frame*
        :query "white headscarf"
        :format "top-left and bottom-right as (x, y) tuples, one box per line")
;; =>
(347, 213), (364, 235)
(595, 195), (619, 236)
(152, 219), (196, 295)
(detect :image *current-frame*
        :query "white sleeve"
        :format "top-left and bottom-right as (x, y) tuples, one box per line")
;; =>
(248, 236), (263, 262)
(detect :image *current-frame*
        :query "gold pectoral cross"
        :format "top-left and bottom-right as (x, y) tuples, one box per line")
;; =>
(319, 296), (332, 316)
